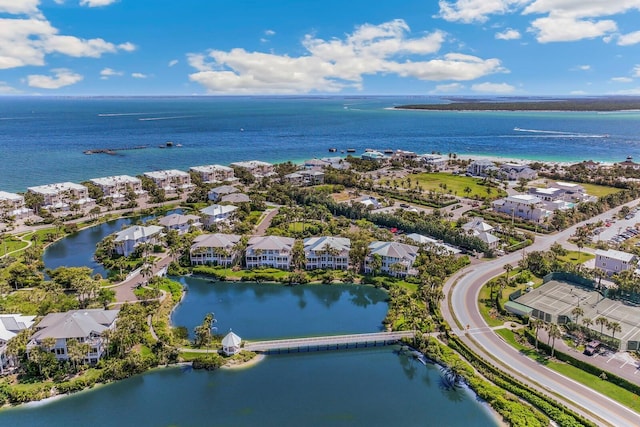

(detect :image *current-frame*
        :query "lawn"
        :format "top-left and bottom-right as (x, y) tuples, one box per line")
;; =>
(575, 182), (621, 198)
(558, 250), (594, 265)
(405, 172), (507, 200)
(0, 236), (28, 255)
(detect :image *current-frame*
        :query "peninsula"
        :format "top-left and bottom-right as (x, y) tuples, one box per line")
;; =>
(396, 97), (640, 111)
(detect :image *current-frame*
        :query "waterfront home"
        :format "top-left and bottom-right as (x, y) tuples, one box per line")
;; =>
(27, 309), (119, 364)
(303, 157), (349, 170)
(595, 249), (637, 276)
(27, 182), (94, 211)
(498, 163), (537, 181)
(492, 194), (551, 223)
(220, 193), (251, 204)
(303, 236), (351, 270)
(284, 170), (325, 186)
(419, 154), (447, 170)
(200, 204), (238, 227)
(392, 150), (418, 161)
(222, 331), (242, 356)
(89, 175), (146, 202)
(0, 191), (32, 219)
(284, 172), (305, 186)
(230, 160), (275, 178)
(190, 233), (242, 266)
(361, 150), (387, 162)
(466, 159), (498, 177)
(190, 164), (236, 184)
(158, 213), (202, 235)
(143, 170), (194, 195)
(405, 233), (461, 255)
(208, 185), (239, 202)
(1, 314), (36, 374)
(617, 156), (640, 170)
(365, 241), (419, 277)
(114, 224), (164, 257)
(245, 236), (295, 270)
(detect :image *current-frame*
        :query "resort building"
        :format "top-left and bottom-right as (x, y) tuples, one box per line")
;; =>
(0, 191), (32, 219)
(208, 185), (239, 202)
(1, 314), (36, 374)
(498, 163), (537, 181)
(157, 213), (202, 235)
(595, 249), (637, 276)
(222, 331), (242, 356)
(405, 233), (461, 255)
(492, 194), (551, 223)
(27, 182), (94, 211)
(419, 154), (448, 170)
(200, 205), (238, 227)
(245, 236), (295, 270)
(189, 164), (236, 184)
(303, 236), (351, 270)
(467, 160), (498, 177)
(143, 170), (194, 195)
(113, 225), (164, 257)
(190, 233), (242, 266)
(27, 309), (119, 364)
(89, 175), (145, 201)
(230, 160), (275, 178)
(365, 241), (419, 277)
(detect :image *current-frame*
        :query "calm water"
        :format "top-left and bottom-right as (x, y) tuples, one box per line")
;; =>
(0, 348), (497, 427)
(2, 96), (640, 192)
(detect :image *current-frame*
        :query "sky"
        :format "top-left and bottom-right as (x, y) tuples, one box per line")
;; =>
(1, 0), (640, 96)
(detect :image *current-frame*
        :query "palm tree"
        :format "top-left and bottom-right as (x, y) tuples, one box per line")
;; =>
(581, 317), (593, 330)
(571, 306), (584, 324)
(442, 361), (465, 388)
(595, 316), (608, 336)
(547, 323), (563, 358)
(530, 318), (544, 349)
(503, 263), (513, 284)
(608, 321), (622, 341)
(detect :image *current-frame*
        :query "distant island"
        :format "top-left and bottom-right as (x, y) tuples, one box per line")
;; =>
(396, 97), (640, 112)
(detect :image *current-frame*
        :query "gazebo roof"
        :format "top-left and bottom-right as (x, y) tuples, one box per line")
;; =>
(222, 331), (242, 347)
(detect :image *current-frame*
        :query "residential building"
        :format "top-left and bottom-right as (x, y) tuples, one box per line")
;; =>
(405, 233), (461, 255)
(230, 160), (275, 178)
(617, 156), (640, 170)
(355, 195), (381, 210)
(492, 194), (551, 223)
(303, 157), (349, 170)
(304, 236), (351, 270)
(220, 193), (251, 204)
(284, 172), (304, 186)
(208, 185), (239, 202)
(365, 241), (419, 277)
(498, 163), (537, 180)
(189, 164), (236, 183)
(284, 170), (325, 186)
(27, 182), (94, 211)
(460, 218), (501, 250)
(143, 170), (194, 195)
(27, 309), (119, 364)
(114, 224), (164, 257)
(200, 204), (238, 227)
(554, 182), (591, 202)
(392, 150), (418, 161)
(467, 159), (497, 177)
(245, 236), (295, 270)
(89, 175), (145, 202)
(419, 154), (448, 170)
(190, 233), (242, 266)
(0, 191), (32, 219)
(595, 249), (637, 276)
(1, 314), (36, 374)
(361, 150), (387, 162)
(158, 213), (202, 235)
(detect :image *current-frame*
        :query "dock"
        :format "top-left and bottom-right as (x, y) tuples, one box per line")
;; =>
(84, 145), (148, 155)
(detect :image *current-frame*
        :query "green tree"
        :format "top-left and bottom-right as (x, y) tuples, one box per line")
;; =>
(546, 323), (563, 358)
(571, 306), (584, 324)
(194, 312), (217, 348)
(529, 318), (544, 350)
(595, 316), (608, 336)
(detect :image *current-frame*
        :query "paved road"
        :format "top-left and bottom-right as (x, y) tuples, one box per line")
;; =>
(442, 199), (640, 427)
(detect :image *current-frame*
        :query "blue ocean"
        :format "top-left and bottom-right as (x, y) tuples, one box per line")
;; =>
(1, 96), (640, 192)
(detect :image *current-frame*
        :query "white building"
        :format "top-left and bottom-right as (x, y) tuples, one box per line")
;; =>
(365, 241), (419, 277)
(200, 204), (238, 227)
(419, 154), (448, 170)
(27, 309), (119, 364)
(492, 194), (551, 223)
(405, 233), (461, 255)
(245, 236), (295, 270)
(392, 150), (418, 161)
(595, 249), (637, 276)
(190, 164), (236, 183)
(355, 195), (382, 210)
(222, 331), (242, 355)
(1, 314), (36, 374)
(361, 150), (387, 162)
(208, 185), (239, 202)
(158, 213), (202, 235)
(284, 170), (325, 186)
(467, 160), (497, 177)
(114, 225), (164, 257)
(27, 182), (94, 211)
(0, 191), (32, 219)
(89, 175), (145, 201)
(230, 160), (275, 178)
(304, 236), (351, 270)
(498, 163), (537, 181)
(143, 170), (194, 195)
(190, 233), (242, 266)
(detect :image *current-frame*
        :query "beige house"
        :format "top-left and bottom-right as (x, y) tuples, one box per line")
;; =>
(1, 314), (36, 374)
(0, 191), (32, 219)
(143, 170), (194, 195)
(190, 164), (236, 183)
(230, 160), (275, 178)
(90, 175), (145, 201)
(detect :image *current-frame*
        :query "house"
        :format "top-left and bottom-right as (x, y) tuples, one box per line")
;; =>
(595, 249), (637, 276)
(245, 236), (295, 270)
(114, 224), (164, 257)
(405, 233), (461, 255)
(419, 154), (448, 170)
(303, 236), (351, 270)
(355, 195), (382, 210)
(27, 309), (119, 364)
(89, 175), (145, 202)
(208, 185), (239, 202)
(498, 163), (537, 181)
(143, 170), (194, 195)
(189, 164), (236, 183)
(27, 182), (94, 211)
(365, 241), (419, 277)
(1, 314), (36, 374)
(392, 150), (418, 161)
(222, 331), (242, 355)
(617, 156), (640, 170)
(361, 150), (387, 162)
(0, 191), (32, 219)
(467, 159), (497, 177)
(190, 233), (242, 266)
(553, 182), (592, 202)
(230, 160), (275, 178)
(220, 193), (251, 204)
(492, 194), (551, 223)
(158, 213), (202, 235)
(200, 204), (238, 227)
(461, 219), (501, 250)
(284, 170), (325, 186)
(284, 172), (304, 186)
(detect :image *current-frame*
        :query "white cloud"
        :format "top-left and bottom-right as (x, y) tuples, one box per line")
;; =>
(80, 0), (119, 6)
(634, 65), (640, 77)
(188, 20), (506, 94)
(431, 83), (465, 93)
(168, 59), (179, 67)
(26, 68), (83, 89)
(265, 30), (276, 36)
(131, 72), (147, 79)
(0, 80), (20, 94)
(118, 42), (136, 52)
(0, 0), (41, 16)
(618, 30), (640, 46)
(611, 77), (633, 83)
(100, 67), (123, 79)
(523, 0), (640, 18)
(569, 90), (588, 95)
(471, 82), (516, 93)
(495, 28), (521, 40)
(527, 16), (617, 43)
(576, 65), (591, 71)
(437, 0), (529, 23)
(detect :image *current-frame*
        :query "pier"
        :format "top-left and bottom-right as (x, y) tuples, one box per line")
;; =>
(83, 145), (148, 155)
(243, 331), (415, 354)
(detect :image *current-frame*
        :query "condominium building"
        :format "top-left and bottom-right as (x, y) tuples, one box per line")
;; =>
(143, 170), (194, 194)
(245, 236), (295, 270)
(303, 236), (351, 270)
(190, 164), (236, 184)
(190, 233), (242, 266)
(90, 175), (145, 201)
(364, 241), (419, 277)
(27, 182), (94, 211)
(229, 160), (275, 178)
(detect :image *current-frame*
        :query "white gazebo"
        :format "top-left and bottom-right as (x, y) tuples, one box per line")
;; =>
(222, 331), (242, 355)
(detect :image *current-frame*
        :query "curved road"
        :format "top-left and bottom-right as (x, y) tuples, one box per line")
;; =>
(442, 200), (640, 427)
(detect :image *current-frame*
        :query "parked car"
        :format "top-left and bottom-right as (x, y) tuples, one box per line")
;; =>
(584, 340), (601, 356)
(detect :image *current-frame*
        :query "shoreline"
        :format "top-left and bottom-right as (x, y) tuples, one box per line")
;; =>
(221, 353), (266, 370)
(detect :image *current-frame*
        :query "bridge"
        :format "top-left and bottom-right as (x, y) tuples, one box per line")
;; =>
(243, 331), (415, 354)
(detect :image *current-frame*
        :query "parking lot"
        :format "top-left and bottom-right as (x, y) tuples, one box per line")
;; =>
(592, 207), (640, 244)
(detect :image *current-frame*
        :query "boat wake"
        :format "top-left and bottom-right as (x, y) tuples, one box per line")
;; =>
(98, 112), (155, 117)
(513, 127), (608, 138)
(138, 115), (197, 121)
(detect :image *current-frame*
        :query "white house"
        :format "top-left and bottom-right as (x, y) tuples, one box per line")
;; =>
(27, 309), (119, 364)
(190, 233), (242, 266)
(200, 204), (238, 227)
(419, 154), (448, 170)
(1, 314), (36, 374)
(220, 193), (251, 204)
(498, 163), (537, 181)
(245, 236), (295, 270)
(492, 194), (551, 223)
(365, 241), (419, 277)
(392, 150), (418, 161)
(595, 249), (637, 276)
(89, 175), (145, 202)
(114, 225), (164, 257)
(0, 191), (32, 219)
(143, 170), (194, 195)
(285, 170), (325, 186)
(284, 172), (305, 186)
(467, 160), (497, 177)
(405, 233), (461, 255)
(190, 164), (236, 183)
(230, 160), (275, 178)
(222, 331), (242, 355)
(158, 213), (202, 235)
(355, 195), (382, 210)
(361, 150), (387, 162)
(304, 236), (351, 270)
(208, 185), (239, 202)
(27, 182), (94, 211)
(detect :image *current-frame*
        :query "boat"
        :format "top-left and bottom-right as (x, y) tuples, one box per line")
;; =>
(384, 149), (393, 154)
(346, 148), (356, 153)
(329, 148), (337, 152)
(176, 143), (183, 147)
(166, 141), (174, 147)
